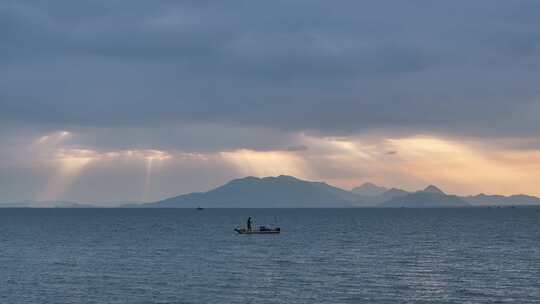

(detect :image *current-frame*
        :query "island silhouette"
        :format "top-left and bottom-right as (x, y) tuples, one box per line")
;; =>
(128, 175), (540, 208)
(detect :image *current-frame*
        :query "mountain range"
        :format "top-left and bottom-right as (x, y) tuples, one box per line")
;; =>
(140, 175), (540, 208)
(3, 175), (538, 208)
(380, 185), (470, 207)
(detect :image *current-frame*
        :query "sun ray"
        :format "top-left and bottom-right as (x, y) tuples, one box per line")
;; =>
(141, 150), (171, 201)
(39, 149), (96, 201)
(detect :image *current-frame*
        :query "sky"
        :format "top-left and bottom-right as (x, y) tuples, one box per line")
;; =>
(1, 0), (540, 203)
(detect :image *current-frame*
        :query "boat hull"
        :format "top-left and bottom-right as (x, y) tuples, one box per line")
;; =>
(234, 228), (280, 234)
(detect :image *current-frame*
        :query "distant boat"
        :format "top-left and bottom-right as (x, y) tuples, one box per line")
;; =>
(196, 206), (204, 210)
(235, 227), (280, 234)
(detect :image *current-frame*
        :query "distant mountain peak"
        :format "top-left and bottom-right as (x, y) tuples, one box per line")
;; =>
(423, 185), (445, 195)
(352, 182), (387, 196)
(147, 174), (357, 208)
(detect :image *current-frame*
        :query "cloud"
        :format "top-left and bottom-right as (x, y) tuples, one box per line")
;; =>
(1, 0), (540, 201)
(1, 0), (539, 137)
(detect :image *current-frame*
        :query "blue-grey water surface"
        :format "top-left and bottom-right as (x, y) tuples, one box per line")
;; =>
(1, 208), (540, 303)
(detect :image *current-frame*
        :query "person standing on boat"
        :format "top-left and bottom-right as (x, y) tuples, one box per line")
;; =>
(247, 217), (252, 231)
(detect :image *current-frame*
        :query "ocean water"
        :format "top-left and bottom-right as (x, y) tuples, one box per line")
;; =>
(1, 208), (539, 304)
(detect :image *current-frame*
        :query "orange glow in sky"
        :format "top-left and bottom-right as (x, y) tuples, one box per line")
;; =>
(32, 131), (540, 200)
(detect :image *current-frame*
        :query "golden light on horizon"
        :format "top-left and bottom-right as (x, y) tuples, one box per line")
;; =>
(385, 136), (540, 196)
(276, 134), (540, 196)
(32, 130), (540, 200)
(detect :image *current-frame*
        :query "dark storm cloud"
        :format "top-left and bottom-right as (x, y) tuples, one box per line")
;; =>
(1, 0), (540, 141)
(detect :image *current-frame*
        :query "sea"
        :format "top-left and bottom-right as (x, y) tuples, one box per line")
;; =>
(1, 208), (539, 304)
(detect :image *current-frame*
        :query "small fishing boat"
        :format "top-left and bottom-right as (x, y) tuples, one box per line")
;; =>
(235, 226), (280, 234)
(196, 206), (204, 210)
